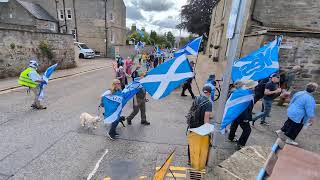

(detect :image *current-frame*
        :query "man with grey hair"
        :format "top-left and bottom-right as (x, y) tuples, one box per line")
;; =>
(276, 82), (318, 145)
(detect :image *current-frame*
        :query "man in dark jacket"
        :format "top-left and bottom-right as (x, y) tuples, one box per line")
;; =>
(181, 61), (195, 99)
(228, 80), (257, 150)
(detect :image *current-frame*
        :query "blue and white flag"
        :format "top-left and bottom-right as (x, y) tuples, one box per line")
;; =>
(173, 36), (203, 58)
(139, 54), (194, 99)
(101, 81), (142, 124)
(135, 41), (145, 51)
(38, 63), (58, 101)
(220, 88), (254, 134)
(156, 47), (164, 56)
(137, 29), (145, 38)
(232, 36), (282, 82)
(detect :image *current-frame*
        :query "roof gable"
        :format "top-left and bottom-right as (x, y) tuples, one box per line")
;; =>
(16, 0), (57, 22)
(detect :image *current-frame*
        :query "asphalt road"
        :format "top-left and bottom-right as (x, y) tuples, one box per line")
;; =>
(0, 65), (193, 180)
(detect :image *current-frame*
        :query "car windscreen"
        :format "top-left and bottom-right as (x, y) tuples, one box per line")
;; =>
(79, 44), (89, 49)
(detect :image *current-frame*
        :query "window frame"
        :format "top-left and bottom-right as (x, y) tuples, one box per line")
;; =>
(65, 8), (72, 20)
(58, 9), (64, 21)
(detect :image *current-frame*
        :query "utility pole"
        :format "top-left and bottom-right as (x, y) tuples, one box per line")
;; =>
(73, 0), (78, 41)
(215, 0), (252, 123)
(105, 0), (108, 57)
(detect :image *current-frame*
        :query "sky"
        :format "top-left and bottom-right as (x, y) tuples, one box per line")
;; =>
(123, 0), (189, 37)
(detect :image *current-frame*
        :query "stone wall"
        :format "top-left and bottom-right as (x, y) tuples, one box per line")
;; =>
(0, 28), (75, 79)
(253, 0), (320, 30)
(241, 34), (320, 100)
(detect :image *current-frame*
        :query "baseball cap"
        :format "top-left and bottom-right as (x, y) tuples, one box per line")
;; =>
(202, 86), (212, 93)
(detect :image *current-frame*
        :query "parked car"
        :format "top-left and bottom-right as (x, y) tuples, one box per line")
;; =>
(74, 42), (95, 59)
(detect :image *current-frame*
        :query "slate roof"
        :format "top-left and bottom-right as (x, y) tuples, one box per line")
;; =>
(16, 0), (57, 22)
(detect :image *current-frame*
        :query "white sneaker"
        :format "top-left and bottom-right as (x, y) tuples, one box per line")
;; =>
(285, 138), (299, 146)
(275, 130), (287, 140)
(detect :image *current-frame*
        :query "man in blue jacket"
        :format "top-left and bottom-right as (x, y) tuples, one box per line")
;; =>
(276, 82), (318, 146)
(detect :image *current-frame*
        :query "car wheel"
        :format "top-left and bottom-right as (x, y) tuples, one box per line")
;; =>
(79, 53), (84, 59)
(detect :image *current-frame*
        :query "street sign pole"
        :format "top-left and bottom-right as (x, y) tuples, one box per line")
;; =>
(207, 0), (252, 169)
(215, 0), (251, 124)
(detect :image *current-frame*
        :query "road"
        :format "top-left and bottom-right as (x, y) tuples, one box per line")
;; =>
(0, 62), (192, 180)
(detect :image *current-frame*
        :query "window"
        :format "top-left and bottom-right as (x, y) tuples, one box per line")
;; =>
(110, 31), (115, 44)
(66, 8), (72, 20)
(71, 29), (76, 40)
(58, 9), (64, 21)
(48, 22), (56, 31)
(110, 12), (115, 22)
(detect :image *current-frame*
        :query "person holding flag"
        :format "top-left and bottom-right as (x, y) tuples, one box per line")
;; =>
(101, 79), (123, 140)
(18, 59), (46, 110)
(126, 72), (150, 125)
(226, 80), (257, 150)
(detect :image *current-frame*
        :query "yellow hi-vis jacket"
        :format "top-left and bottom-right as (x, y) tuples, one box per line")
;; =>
(18, 67), (39, 88)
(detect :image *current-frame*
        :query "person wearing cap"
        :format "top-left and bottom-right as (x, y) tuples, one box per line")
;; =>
(181, 61), (195, 99)
(186, 85), (213, 164)
(18, 59), (46, 109)
(126, 72), (150, 126)
(228, 80), (257, 150)
(253, 73), (282, 125)
(276, 82), (318, 146)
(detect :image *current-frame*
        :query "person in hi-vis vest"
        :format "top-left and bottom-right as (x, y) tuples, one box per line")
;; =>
(18, 59), (46, 109)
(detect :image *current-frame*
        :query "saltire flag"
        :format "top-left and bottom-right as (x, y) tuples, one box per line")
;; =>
(232, 36), (282, 82)
(101, 81), (142, 124)
(139, 54), (194, 99)
(38, 63), (57, 101)
(220, 88), (254, 134)
(135, 41), (145, 51)
(173, 36), (203, 58)
(137, 29), (145, 38)
(156, 47), (164, 56)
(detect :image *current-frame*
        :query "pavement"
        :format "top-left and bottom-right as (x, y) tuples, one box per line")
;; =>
(0, 58), (319, 180)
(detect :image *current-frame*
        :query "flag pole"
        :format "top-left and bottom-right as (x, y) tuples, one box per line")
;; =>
(193, 54), (201, 94)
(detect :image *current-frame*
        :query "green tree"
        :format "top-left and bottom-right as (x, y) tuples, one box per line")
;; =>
(166, 31), (175, 48)
(177, 0), (216, 36)
(131, 24), (136, 32)
(150, 30), (157, 45)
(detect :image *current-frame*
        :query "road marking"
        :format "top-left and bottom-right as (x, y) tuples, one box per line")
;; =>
(138, 176), (147, 179)
(103, 177), (111, 180)
(166, 173), (187, 178)
(156, 166), (187, 171)
(87, 148), (109, 180)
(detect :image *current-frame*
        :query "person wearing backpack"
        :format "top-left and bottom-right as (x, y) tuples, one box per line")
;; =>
(186, 86), (213, 164)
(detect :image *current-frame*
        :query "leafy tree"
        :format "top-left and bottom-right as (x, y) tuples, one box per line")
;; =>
(131, 24), (136, 32)
(166, 31), (175, 47)
(177, 0), (216, 36)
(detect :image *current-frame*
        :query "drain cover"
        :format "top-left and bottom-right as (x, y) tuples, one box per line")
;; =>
(186, 169), (205, 180)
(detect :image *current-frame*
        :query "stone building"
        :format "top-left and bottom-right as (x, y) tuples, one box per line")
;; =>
(0, 0), (58, 33)
(21, 0), (126, 57)
(206, 0), (320, 99)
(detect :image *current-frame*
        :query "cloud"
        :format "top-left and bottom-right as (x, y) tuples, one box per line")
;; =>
(127, 5), (145, 20)
(151, 17), (179, 29)
(132, 0), (174, 12)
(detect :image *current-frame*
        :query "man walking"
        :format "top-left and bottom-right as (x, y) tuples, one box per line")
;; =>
(181, 61), (195, 99)
(186, 86), (213, 164)
(253, 74), (282, 125)
(228, 80), (257, 150)
(276, 82), (318, 146)
(126, 73), (150, 125)
(18, 59), (46, 109)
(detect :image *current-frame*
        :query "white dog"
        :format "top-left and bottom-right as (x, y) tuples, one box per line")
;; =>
(80, 112), (101, 129)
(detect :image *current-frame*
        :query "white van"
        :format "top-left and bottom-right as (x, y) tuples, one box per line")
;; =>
(74, 42), (95, 59)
